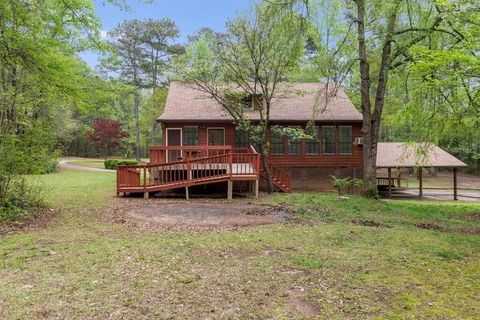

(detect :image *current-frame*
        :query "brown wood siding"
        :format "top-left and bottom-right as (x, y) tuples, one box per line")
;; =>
(267, 123), (363, 168)
(161, 121), (363, 168)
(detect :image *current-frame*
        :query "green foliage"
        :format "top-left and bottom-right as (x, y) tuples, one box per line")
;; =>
(330, 175), (363, 195)
(0, 177), (44, 222)
(104, 159), (138, 170)
(140, 88), (168, 146)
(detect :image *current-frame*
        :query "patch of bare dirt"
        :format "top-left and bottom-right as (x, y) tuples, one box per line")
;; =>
(350, 220), (392, 228)
(415, 223), (447, 231)
(0, 207), (59, 235)
(453, 226), (480, 235)
(288, 288), (320, 317)
(99, 198), (292, 231)
(241, 205), (294, 217)
(465, 212), (480, 221)
(415, 222), (480, 235)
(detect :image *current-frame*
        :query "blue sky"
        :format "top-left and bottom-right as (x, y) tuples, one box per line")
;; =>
(81, 0), (254, 68)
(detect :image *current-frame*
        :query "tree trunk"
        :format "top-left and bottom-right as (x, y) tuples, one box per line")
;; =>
(355, 0), (378, 198)
(362, 129), (379, 198)
(133, 91), (141, 161)
(355, 0), (399, 198)
(259, 143), (273, 194)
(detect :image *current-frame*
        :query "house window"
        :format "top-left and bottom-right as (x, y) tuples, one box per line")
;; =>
(240, 95), (253, 110)
(339, 126), (352, 155)
(322, 126), (336, 155)
(270, 130), (284, 155)
(235, 129), (249, 147)
(305, 126), (320, 155)
(183, 126), (198, 146)
(287, 126), (301, 155)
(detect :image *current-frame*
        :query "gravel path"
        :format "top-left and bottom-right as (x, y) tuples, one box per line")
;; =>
(59, 160), (115, 173)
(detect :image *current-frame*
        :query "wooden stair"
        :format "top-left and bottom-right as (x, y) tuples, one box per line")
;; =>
(261, 161), (291, 193)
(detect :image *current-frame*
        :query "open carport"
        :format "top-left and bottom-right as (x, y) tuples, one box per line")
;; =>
(376, 142), (468, 200)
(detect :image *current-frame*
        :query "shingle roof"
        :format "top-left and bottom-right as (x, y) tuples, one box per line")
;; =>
(159, 82), (363, 122)
(376, 142), (466, 168)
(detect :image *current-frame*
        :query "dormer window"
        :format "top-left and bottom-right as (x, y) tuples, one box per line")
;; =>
(241, 95), (253, 109)
(240, 94), (263, 110)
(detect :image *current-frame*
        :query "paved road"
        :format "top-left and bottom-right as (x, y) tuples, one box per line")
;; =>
(59, 160), (115, 173)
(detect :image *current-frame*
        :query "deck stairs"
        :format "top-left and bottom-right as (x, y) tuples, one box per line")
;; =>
(261, 161), (291, 193)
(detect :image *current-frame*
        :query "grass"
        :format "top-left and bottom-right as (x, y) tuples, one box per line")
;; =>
(0, 169), (479, 318)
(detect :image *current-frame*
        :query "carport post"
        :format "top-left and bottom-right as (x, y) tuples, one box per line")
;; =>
(418, 167), (423, 198)
(453, 167), (458, 201)
(387, 167), (392, 199)
(397, 168), (401, 188)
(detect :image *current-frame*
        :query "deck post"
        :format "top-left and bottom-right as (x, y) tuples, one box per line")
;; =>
(453, 167), (458, 201)
(387, 167), (392, 199)
(418, 167), (423, 198)
(185, 186), (189, 200)
(227, 180), (233, 200)
(254, 179), (259, 198)
(144, 192), (149, 199)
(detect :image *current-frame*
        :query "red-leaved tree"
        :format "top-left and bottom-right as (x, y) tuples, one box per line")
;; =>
(85, 119), (129, 159)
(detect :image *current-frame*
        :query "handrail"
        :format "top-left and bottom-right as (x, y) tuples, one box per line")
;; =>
(260, 160), (292, 192)
(149, 145), (236, 164)
(149, 145), (234, 151)
(118, 152), (261, 191)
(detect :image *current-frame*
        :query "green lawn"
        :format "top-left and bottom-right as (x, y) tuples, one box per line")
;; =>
(0, 169), (479, 319)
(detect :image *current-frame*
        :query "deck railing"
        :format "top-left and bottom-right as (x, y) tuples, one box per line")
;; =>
(149, 145), (237, 164)
(117, 146), (260, 194)
(262, 160), (291, 192)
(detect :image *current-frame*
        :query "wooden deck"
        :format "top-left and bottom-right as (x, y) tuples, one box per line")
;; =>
(117, 145), (292, 198)
(117, 146), (263, 199)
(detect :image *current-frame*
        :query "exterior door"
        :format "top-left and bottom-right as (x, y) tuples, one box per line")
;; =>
(166, 128), (182, 162)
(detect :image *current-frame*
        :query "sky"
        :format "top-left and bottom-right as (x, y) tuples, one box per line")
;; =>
(80, 0), (254, 68)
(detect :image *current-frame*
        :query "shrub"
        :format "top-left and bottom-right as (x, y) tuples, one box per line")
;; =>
(104, 159), (138, 170)
(330, 175), (364, 195)
(0, 177), (45, 222)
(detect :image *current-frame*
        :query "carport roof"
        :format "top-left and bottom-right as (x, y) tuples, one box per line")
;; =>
(376, 142), (467, 168)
